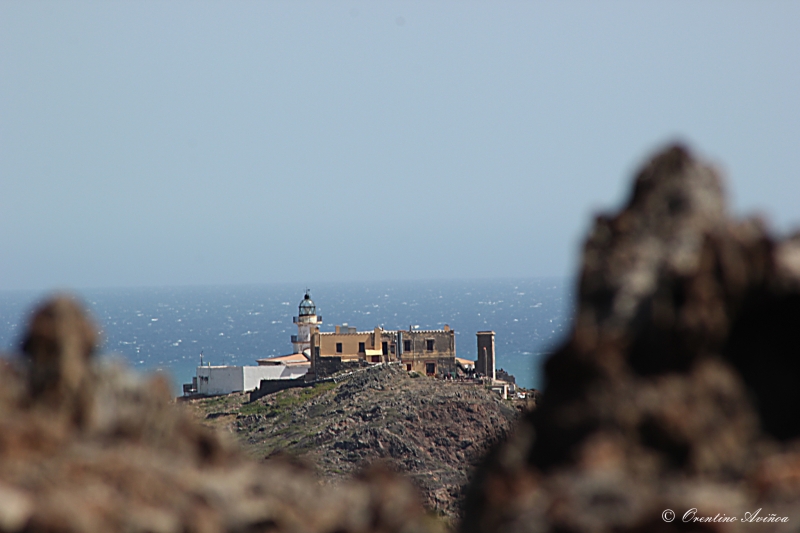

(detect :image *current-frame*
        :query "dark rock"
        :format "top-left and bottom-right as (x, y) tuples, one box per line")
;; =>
(464, 144), (800, 533)
(22, 295), (99, 426)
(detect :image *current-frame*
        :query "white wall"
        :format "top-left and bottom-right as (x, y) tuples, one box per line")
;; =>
(197, 364), (310, 395)
(280, 364), (309, 380)
(197, 366), (243, 396)
(242, 365), (310, 390)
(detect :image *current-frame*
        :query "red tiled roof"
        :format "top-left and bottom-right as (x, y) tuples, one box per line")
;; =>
(256, 353), (310, 366)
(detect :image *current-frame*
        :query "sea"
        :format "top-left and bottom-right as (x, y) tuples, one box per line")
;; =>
(0, 278), (573, 394)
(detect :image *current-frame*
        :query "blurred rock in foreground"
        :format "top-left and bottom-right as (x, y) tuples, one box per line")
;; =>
(0, 296), (440, 533)
(463, 144), (800, 532)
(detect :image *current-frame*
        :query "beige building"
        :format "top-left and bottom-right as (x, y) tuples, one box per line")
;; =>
(310, 324), (457, 377)
(268, 291), (457, 379)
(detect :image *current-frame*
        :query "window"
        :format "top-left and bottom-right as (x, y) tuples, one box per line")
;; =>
(406, 364), (412, 371)
(336, 343), (342, 354)
(403, 340), (411, 352)
(358, 342), (365, 353)
(382, 341), (388, 355)
(426, 363), (436, 375)
(426, 339), (434, 351)
(371, 355), (380, 363)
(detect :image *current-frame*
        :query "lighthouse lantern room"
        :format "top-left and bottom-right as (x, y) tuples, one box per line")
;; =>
(292, 291), (321, 355)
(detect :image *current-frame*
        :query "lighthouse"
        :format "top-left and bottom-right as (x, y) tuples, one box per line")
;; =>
(292, 291), (322, 355)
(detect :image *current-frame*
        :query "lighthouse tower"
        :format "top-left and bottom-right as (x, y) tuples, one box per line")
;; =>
(292, 291), (321, 356)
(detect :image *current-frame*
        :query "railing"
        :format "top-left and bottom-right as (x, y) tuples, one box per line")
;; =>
(293, 315), (322, 324)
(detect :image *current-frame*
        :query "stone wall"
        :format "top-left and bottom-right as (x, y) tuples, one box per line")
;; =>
(312, 354), (370, 379)
(248, 375), (313, 401)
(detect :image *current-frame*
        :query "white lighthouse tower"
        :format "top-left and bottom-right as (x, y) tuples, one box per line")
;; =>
(292, 290), (321, 355)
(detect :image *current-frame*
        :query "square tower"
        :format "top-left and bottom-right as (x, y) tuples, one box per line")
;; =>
(476, 331), (495, 380)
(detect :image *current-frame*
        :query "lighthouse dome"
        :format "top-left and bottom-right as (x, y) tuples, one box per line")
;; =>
(299, 292), (316, 317)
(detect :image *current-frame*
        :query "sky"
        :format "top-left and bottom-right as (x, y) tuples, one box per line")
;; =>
(1, 1), (799, 292)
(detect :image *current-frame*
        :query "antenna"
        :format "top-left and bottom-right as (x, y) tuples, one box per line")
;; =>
(200, 350), (204, 366)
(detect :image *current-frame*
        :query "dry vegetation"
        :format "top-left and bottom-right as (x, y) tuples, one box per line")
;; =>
(188, 365), (521, 519)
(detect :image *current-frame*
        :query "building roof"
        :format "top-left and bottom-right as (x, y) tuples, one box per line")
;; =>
(456, 358), (476, 368)
(320, 327), (453, 335)
(256, 353), (310, 366)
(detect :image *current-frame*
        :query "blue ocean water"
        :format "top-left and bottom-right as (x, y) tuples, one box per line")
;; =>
(0, 278), (573, 392)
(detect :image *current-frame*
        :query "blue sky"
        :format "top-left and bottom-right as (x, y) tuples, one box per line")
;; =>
(1, 1), (799, 291)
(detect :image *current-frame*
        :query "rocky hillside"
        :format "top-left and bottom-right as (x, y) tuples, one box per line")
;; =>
(188, 364), (522, 519)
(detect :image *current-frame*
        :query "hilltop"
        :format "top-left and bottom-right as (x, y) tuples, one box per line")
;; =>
(187, 364), (523, 518)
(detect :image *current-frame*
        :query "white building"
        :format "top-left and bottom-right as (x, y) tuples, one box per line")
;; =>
(195, 360), (309, 396)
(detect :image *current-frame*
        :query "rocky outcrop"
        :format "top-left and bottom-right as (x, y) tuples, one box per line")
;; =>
(192, 363), (519, 520)
(0, 296), (441, 533)
(464, 145), (800, 532)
